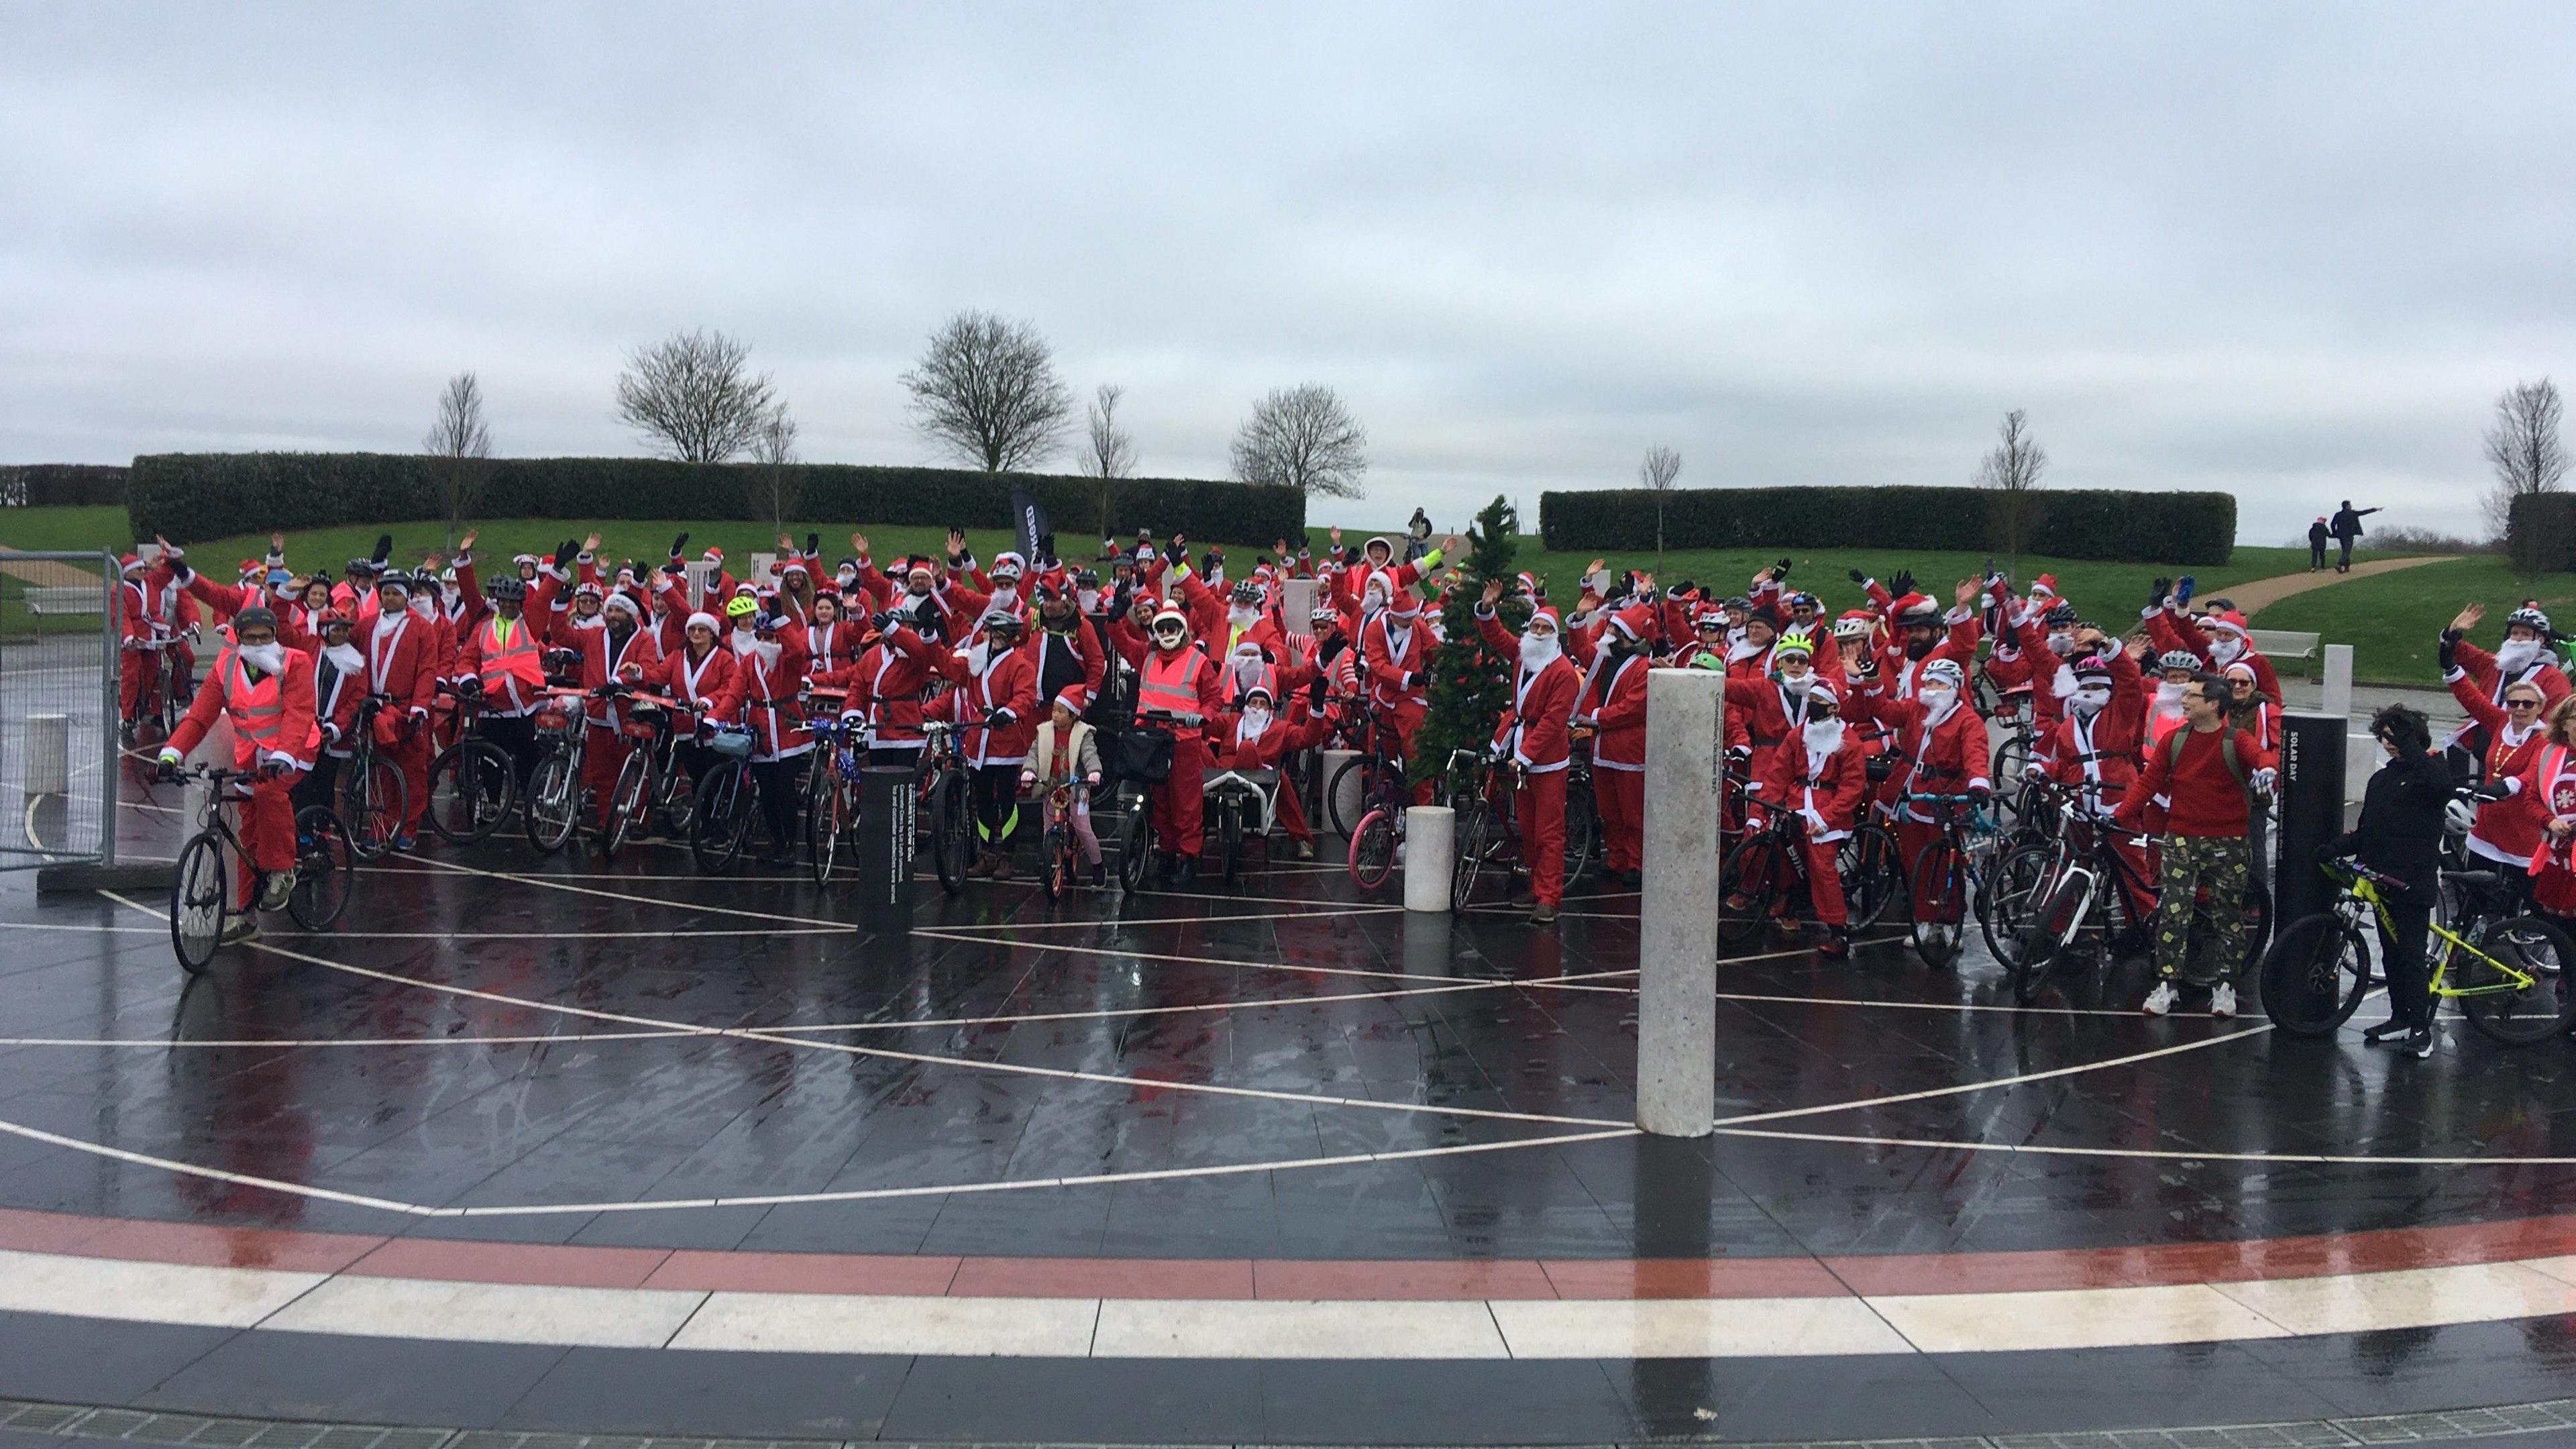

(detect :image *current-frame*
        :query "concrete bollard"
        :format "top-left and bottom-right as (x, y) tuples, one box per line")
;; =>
(1638, 667), (1725, 1138)
(2321, 644), (2354, 724)
(1321, 748), (1361, 839)
(750, 551), (778, 589)
(684, 559), (716, 610)
(1280, 578), (1319, 627)
(1403, 804), (1454, 913)
(24, 714), (68, 796)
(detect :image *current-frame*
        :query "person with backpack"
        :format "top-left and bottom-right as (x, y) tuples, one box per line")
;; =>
(2114, 672), (2276, 1016)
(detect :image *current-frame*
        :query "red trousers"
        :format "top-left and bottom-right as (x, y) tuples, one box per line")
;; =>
(386, 727), (433, 836)
(1384, 702), (1432, 804)
(1516, 766), (1568, 906)
(1152, 735), (1210, 858)
(1277, 772), (1313, 844)
(119, 644), (192, 718)
(235, 773), (297, 908)
(1595, 765), (1644, 873)
(1805, 833), (1848, 927)
(584, 726), (632, 830)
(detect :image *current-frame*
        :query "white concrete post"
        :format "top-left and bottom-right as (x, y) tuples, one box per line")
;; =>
(1638, 667), (1724, 1138)
(23, 714), (68, 795)
(1320, 747), (1361, 840)
(2321, 644), (2354, 724)
(1403, 804), (1454, 913)
(750, 551), (779, 590)
(684, 560), (715, 611)
(1280, 578), (1319, 627)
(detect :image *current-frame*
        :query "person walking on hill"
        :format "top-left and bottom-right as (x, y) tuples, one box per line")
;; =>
(2308, 517), (2330, 572)
(2328, 499), (2379, 573)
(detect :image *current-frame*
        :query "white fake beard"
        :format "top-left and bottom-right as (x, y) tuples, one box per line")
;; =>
(1237, 707), (1271, 743)
(1077, 589), (1100, 612)
(238, 641), (286, 676)
(965, 641), (992, 674)
(1228, 605), (1258, 629)
(2152, 682), (2186, 719)
(753, 640), (782, 669)
(1521, 631), (1561, 667)
(1363, 592), (1388, 619)
(988, 586), (1020, 613)
(1230, 657), (1264, 690)
(2046, 631), (2078, 657)
(2209, 635), (2244, 665)
(409, 596), (434, 619)
(1919, 686), (1958, 720)
(1780, 672), (1813, 696)
(571, 613), (604, 632)
(2071, 687), (2112, 717)
(2499, 638), (2544, 675)
(322, 643), (362, 674)
(1803, 718), (1845, 755)
(730, 627), (757, 656)
(1728, 638), (1762, 663)
(836, 570), (859, 590)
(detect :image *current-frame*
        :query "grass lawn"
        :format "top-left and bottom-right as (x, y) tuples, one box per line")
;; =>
(2250, 551), (2554, 685)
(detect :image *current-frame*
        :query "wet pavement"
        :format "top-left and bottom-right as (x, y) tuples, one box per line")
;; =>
(0, 759), (2570, 1443)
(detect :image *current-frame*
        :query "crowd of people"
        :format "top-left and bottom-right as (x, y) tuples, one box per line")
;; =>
(104, 516), (2572, 1034)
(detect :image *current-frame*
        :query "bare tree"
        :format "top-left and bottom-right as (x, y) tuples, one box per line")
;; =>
(1230, 384), (1368, 499)
(745, 402), (804, 529)
(1084, 382), (1136, 537)
(1638, 445), (1681, 568)
(614, 328), (777, 464)
(2485, 379), (2568, 571)
(900, 311), (1073, 473)
(423, 370), (494, 551)
(1974, 409), (2049, 575)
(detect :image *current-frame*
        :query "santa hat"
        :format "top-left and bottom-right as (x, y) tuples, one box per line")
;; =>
(1525, 605), (1562, 633)
(2028, 574), (2059, 600)
(1517, 572), (1540, 595)
(1607, 604), (1656, 641)
(906, 558), (935, 582)
(2203, 609), (2251, 639)
(512, 553), (537, 567)
(1150, 602), (1189, 631)
(702, 546), (724, 563)
(684, 610), (719, 635)
(1805, 680), (1841, 706)
(118, 554), (143, 576)
(779, 557), (808, 578)
(572, 580), (603, 599)
(1890, 592), (1939, 625)
(238, 558), (264, 578)
(1053, 686), (1086, 714)
(602, 592), (640, 619)
(991, 551), (1026, 578)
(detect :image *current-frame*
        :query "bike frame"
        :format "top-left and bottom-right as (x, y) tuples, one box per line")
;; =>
(2343, 871), (2540, 1000)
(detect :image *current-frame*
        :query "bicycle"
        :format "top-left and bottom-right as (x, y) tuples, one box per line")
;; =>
(1110, 709), (1183, 894)
(1717, 794), (1905, 947)
(520, 685), (596, 855)
(2263, 859), (2576, 1043)
(424, 682), (518, 844)
(918, 716), (979, 895)
(1204, 759), (1278, 886)
(1447, 747), (1520, 910)
(335, 694), (407, 860)
(802, 690), (863, 886)
(1898, 792), (2000, 969)
(1990, 784), (2162, 1004)
(165, 763), (353, 974)
(600, 687), (696, 861)
(689, 722), (762, 873)
(1324, 696), (1401, 840)
(1345, 730), (1418, 894)
(1036, 779), (1091, 902)
(1561, 739), (1601, 892)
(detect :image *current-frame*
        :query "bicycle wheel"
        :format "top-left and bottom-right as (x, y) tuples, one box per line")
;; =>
(1980, 843), (2055, 977)
(2012, 868), (2094, 1006)
(523, 748), (581, 854)
(805, 758), (841, 885)
(341, 753), (405, 861)
(1117, 792), (1154, 892)
(287, 807), (354, 930)
(1350, 808), (1398, 892)
(656, 760), (697, 839)
(1909, 837), (1966, 969)
(690, 762), (753, 873)
(1040, 825), (1069, 902)
(1990, 735), (2029, 813)
(169, 830), (227, 974)
(1220, 796), (1245, 885)
(1561, 771), (1599, 889)
(1326, 755), (1381, 839)
(928, 769), (974, 894)
(1450, 800), (1490, 910)
(425, 740), (515, 843)
(1717, 831), (1788, 948)
(1836, 824), (1902, 932)
(602, 747), (650, 861)
(2460, 915), (2576, 1044)
(2259, 912), (2371, 1036)
(157, 653), (189, 739)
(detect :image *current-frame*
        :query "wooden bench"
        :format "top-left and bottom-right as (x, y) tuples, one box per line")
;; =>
(2253, 628), (2321, 678)
(23, 585), (105, 621)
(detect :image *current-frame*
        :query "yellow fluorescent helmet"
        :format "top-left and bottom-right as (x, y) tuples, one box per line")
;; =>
(726, 595), (759, 619)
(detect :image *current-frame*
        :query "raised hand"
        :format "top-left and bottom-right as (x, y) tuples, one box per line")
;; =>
(583, 532), (601, 553)
(269, 531), (284, 553)
(670, 532), (689, 559)
(778, 533), (795, 553)
(1953, 578), (1978, 607)
(946, 528), (967, 559)
(1890, 569), (1916, 598)
(1847, 568), (1868, 584)
(1481, 579), (1504, 608)
(2455, 602), (2486, 631)
(458, 529), (478, 553)
(1586, 557), (1606, 577)
(806, 531), (820, 558)
(851, 532), (869, 556)
(1330, 526), (1343, 547)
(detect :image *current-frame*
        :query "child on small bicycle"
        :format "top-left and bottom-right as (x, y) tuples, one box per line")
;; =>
(1021, 690), (1104, 873)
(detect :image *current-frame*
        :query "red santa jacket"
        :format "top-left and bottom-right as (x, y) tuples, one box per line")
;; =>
(1746, 723), (1870, 840)
(935, 639), (1039, 766)
(1207, 699), (1335, 771)
(1475, 610), (1582, 771)
(574, 619), (663, 731)
(729, 623), (814, 760)
(650, 641), (746, 735)
(812, 625), (944, 747)
(1848, 682), (1990, 819)
(2452, 669), (2548, 867)
(1577, 646), (1652, 772)
(1360, 609), (1436, 714)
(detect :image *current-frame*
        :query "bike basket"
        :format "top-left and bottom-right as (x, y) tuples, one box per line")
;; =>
(1116, 726), (1175, 785)
(1866, 753), (1894, 784)
(706, 729), (753, 761)
(533, 701), (580, 735)
(620, 716), (661, 741)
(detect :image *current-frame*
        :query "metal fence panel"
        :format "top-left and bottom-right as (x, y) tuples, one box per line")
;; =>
(0, 551), (120, 869)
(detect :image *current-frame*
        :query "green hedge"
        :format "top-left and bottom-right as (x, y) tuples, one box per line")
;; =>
(128, 453), (1303, 549)
(2508, 493), (2576, 574)
(1538, 485), (2235, 565)
(1, 464), (126, 506)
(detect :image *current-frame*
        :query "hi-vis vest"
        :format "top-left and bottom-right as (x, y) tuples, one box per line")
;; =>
(217, 647), (289, 768)
(1138, 647), (1209, 739)
(476, 615), (545, 703)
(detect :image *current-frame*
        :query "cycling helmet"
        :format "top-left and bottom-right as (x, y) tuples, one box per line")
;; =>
(1772, 629), (1816, 659)
(2157, 649), (2202, 673)
(981, 608), (1024, 636)
(1831, 612), (1874, 640)
(375, 571), (414, 597)
(724, 594), (759, 621)
(1075, 568), (1101, 589)
(1921, 658), (1966, 691)
(2508, 606), (2554, 636)
(2445, 795), (2477, 838)
(319, 608), (356, 635)
(1230, 580), (1262, 606)
(2044, 600), (2079, 629)
(232, 606), (279, 636)
(485, 576), (527, 604)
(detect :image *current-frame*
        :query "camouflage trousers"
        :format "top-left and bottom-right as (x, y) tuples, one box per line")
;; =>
(2152, 832), (2252, 986)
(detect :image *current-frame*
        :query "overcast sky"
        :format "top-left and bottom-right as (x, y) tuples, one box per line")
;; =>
(5, 2), (2572, 543)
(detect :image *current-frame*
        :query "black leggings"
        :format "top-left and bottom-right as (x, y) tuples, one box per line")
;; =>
(751, 757), (803, 855)
(2377, 896), (2434, 1028)
(292, 753), (341, 815)
(973, 763), (1021, 852)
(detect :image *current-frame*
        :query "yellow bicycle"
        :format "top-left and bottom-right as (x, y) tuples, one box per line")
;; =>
(2262, 859), (2576, 1043)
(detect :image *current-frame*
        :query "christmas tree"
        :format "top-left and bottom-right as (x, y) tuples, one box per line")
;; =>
(1411, 496), (1532, 787)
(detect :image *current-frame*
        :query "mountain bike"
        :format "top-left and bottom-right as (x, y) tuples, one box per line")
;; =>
(165, 763), (352, 974)
(335, 694), (407, 860)
(425, 682), (517, 844)
(2264, 860), (2576, 1043)
(803, 692), (863, 886)
(1447, 747), (1520, 910)
(1900, 792), (2000, 969)
(918, 716), (979, 894)
(521, 685), (596, 854)
(600, 688), (696, 861)
(689, 722), (761, 873)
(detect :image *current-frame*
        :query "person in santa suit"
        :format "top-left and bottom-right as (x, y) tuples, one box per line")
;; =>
(1855, 572), (1984, 700)
(1207, 678), (1338, 863)
(722, 594), (813, 866)
(649, 608), (747, 793)
(1026, 570), (1108, 722)
(2443, 603), (2573, 763)
(1741, 678), (1871, 957)
(1021, 688), (1107, 884)
(570, 589), (661, 839)
(1570, 604), (1658, 888)
(1474, 582), (1583, 921)
(2446, 631), (2551, 880)
(2141, 645), (2202, 751)
(289, 607), (370, 820)
(1360, 586), (1438, 798)
(1110, 600), (1230, 885)
(1722, 630), (1832, 768)
(154, 606), (317, 939)
(934, 608), (1039, 879)
(800, 589), (867, 682)
(2028, 641), (2157, 924)
(1847, 655), (1990, 932)
(816, 601), (946, 777)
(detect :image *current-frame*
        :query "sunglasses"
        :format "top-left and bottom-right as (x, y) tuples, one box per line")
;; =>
(2510, 698), (2544, 710)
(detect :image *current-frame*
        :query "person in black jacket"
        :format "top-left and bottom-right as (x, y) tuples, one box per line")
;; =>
(2328, 500), (2379, 573)
(2307, 517), (2330, 572)
(2322, 704), (2451, 1055)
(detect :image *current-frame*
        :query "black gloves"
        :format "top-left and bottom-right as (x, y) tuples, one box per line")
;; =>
(1036, 531), (1055, 564)
(371, 533), (392, 565)
(1847, 568), (1868, 585)
(2438, 631), (2460, 672)
(1889, 569), (1915, 598)
(1202, 549), (1222, 574)
(670, 533), (688, 559)
(871, 610), (895, 631)
(2473, 782), (2512, 804)
(556, 539), (579, 568)
(1165, 541), (1187, 567)
(805, 531), (820, 559)
(1674, 580), (1696, 598)
(1774, 556), (1793, 578)
(662, 559), (686, 576)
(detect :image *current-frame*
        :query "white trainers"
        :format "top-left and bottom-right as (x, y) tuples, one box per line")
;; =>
(258, 870), (295, 910)
(2210, 983), (2237, 1018)
(2141, 981), (2179, 1016)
